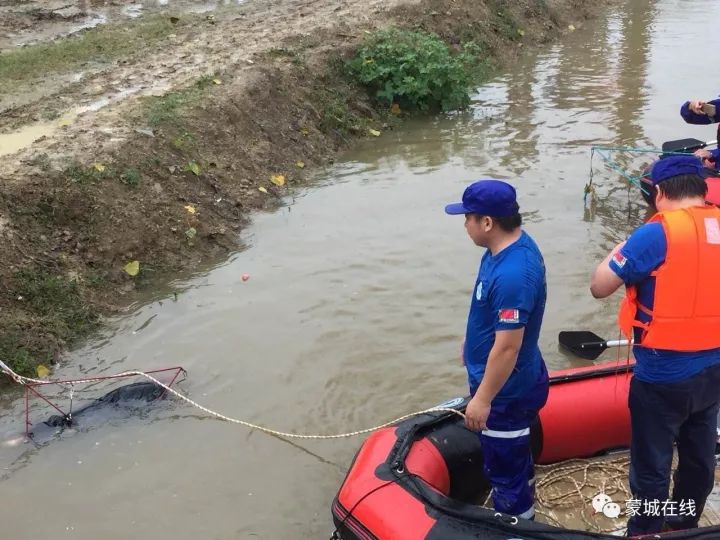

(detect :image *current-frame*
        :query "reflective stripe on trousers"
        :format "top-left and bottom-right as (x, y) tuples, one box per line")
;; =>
(480, 426), (535, 518)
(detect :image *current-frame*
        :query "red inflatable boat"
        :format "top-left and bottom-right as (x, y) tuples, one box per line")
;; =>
(640, 165), (720, 208)
(330, 360), (720, 540)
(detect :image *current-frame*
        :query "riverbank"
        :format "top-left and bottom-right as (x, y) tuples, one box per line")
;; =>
(0, 0), (610, 378)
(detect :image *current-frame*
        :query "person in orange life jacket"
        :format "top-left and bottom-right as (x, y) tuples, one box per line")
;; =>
(680, 97), (720, 169)
(590, 155), (720, 536)
(445, 179), (549, 520)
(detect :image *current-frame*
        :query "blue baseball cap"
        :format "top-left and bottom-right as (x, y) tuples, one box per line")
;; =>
(650, 155), (704, 186)
(445, 179), (518, 216)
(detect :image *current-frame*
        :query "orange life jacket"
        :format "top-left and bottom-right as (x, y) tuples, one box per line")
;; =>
(618, 205), (720, 351)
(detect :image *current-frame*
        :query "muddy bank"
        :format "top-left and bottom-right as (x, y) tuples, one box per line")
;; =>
(0, 0), (235, 50)
(0, 0), (610, 378)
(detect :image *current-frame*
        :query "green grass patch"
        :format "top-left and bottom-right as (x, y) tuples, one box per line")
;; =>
(349, 28), (488, 112)
(0, 270), (100, 376)
(85, 271), (109, 289)
(120, 168), (141, 187)
(172, 131), (195, 149)
(14, 269), (99, 343)
(267, 47), (298, 58)
(0, 334), (36, 377)
(64, 162), (109, 184)
(492, 7), (522, 40)
(266, 47), (304, 65)
(0, 15), (180, 93)
(318, 89), (363, 135)
(63, 162), (142, 189)
(144, 75), (215, 126)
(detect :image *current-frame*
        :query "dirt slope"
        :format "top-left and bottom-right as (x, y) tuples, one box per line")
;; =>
(0, 0), (610, 376)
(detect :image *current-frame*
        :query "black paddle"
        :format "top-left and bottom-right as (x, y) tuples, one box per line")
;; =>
(661, 138), (717, 154)
(558, 331), (631, 360)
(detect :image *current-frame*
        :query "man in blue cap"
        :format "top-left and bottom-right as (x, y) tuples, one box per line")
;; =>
(590, 155), (720, 536)
(680, 96), (720, 169)
(445, 179), (549, 521)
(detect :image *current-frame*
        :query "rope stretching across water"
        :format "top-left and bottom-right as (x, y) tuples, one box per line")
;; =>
(588, 144), (707, 196)
(591, 147), (648, 190)
(3, 359), (644, 534)
(0, 360), (465, 440)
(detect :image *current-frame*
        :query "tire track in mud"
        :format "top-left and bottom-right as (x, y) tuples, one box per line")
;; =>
(1, 0), (413, 173)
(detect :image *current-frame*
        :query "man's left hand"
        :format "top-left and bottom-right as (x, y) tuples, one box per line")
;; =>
(464, 396), (490, 432)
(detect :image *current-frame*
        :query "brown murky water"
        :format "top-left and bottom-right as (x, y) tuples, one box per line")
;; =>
(2, 1), (720, 538)
(0, 85), (147, 157)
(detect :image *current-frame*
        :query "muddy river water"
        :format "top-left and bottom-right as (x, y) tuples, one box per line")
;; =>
(2, 0), (720, 538)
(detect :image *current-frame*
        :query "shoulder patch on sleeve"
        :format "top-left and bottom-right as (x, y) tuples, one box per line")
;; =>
(612, 251), (627, 268)
(498, 308), (520, 324)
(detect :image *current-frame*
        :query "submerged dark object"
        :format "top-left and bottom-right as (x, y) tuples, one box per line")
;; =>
(42, 381), (166, 428)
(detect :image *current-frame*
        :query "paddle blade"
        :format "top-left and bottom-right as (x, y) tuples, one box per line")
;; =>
(662, 138), (706, 154)
(558, 331), (607, 360)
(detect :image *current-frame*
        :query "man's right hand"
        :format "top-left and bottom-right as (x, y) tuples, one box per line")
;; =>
(694, 148), (715, 168)
(690, 100), (707, 114)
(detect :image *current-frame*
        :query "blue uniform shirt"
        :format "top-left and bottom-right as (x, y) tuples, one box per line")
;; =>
(464, 231), (547, 401)
(609, 222), (720, 383)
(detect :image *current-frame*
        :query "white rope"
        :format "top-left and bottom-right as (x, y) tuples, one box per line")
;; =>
(0, 360), (466, 440)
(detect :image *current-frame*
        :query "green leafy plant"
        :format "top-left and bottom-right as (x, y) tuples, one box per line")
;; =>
(349, 28), (485, 112)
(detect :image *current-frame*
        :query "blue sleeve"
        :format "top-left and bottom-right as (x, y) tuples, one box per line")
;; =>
(489, 270), (533, 331)
(711, 148), (720, 164)
(680, 98), (720, 125)
(608, 223), (667, 285)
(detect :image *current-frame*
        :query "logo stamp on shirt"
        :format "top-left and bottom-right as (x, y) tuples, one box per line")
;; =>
(498, 308), (520, 324)
(476, 282), (483, 300)
(612, 251), (627, 268)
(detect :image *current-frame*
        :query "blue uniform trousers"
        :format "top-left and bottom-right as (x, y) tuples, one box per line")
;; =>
(627, 363), (720, 536)
(477, 377), (549, 519)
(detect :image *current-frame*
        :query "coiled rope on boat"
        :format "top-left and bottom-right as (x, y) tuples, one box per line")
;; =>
(535, 456), (631, 533)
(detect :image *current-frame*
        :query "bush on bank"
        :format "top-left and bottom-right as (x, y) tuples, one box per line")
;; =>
(349, 28), (487, 112)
